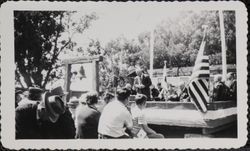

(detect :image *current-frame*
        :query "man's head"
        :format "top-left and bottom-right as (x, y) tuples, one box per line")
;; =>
(85, 91), (99, 105)
(214, 74), (222, 83)
(157, 83), (162, 89)
(226, 72), (235, 81)
(117, 88), (131, 104)
(103, 92), (115, 104)
(135, 94), (147, 108)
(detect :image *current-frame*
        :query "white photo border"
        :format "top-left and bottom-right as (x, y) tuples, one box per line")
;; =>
(0, 1), (248, 150)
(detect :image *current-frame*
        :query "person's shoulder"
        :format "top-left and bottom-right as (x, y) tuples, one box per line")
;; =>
(16, 103), (37, 112)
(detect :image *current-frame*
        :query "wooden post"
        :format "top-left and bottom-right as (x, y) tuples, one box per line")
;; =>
(92, 60), (99, 93)
(64, 64), (71, 102)
(149, 29), (154, 78)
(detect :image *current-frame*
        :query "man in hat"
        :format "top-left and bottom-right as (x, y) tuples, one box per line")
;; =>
(133, 68), (152, 100)
(98, 88), (135, 139)
(18, 87), (43, 106)
(16, 86), (75, 139)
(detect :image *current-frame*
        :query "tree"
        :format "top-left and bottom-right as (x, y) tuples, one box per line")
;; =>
(152, 10), (236, 75)
(15, 11), (98, 88)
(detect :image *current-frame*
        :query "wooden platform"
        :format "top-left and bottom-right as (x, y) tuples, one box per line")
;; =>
(129, 101), (237, 131)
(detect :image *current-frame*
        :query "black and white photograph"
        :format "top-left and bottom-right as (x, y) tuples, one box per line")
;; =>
(0, 1), (248, 150)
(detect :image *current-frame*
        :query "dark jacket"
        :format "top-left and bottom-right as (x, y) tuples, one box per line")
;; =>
(228, 80), (237, 101)
(16, 103), (75, 139)
(151, 88), (159, 98)
(75, 105), (100, 139)
(212, 81), (230, 101)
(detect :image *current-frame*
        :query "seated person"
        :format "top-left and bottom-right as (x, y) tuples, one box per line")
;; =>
(124, 83), (137, 96)
(179, 87), (190, 102)
(226, 72), (237, 101)
(212, 75), (230, 101)
(98, 88), (134, 139)
(157, 83), (166, 101)
(150, 85), (160, 101)
(75, 91), (101, 139)
(131, 94), (164, 139)
(166, 84), (179, 102)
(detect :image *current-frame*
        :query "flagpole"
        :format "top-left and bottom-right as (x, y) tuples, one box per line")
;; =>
(149, 28), (154, 78)
(219, 10), (227, 81)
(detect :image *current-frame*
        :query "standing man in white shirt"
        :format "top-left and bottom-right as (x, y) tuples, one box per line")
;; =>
(98, 88), (134, 138)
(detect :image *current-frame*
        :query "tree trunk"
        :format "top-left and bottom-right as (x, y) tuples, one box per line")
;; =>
(20, 71), (33, 88)
(32, 72), (43, 88)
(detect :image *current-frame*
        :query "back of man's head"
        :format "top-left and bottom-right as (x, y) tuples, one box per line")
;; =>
(135, 94), (147, 106)
(117, 88), (131, 102)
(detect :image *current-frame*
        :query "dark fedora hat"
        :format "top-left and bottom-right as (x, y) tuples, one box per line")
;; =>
(43, 92), (66, 123)
(28, 87), (43, 101)
(50, 86), (68, 96)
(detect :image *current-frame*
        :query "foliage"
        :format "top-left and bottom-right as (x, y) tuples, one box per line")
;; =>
(15, 11), (97, 88)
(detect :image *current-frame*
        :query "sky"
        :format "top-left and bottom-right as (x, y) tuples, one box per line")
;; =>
(70, 3), (184, 48)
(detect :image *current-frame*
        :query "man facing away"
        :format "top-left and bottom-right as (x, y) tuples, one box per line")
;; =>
(131, 94), (164, 139)
(16, 86), (75, 139)
(75, 91), (101, 139)
(98, 88), (135, 139)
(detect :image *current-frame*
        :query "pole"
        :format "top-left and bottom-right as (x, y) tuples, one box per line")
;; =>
(219, 10), (227, 81)
(150, 29), (154, 78)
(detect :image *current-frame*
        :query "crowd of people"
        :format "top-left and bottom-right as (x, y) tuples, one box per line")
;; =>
(15, 69), (236, 139)
(15, 85), (164, 139)
(126, 68), (237, 103)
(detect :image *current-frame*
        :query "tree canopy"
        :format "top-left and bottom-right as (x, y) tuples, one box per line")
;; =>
(15, 11), (97, 88)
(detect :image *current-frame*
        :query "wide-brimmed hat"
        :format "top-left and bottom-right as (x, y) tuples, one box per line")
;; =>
(28, 87), (43, 100)
(50, 86), (68, 96)
(43, 92), (66, 123)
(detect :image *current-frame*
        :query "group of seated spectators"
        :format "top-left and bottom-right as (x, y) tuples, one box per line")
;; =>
(15, 85), (164, 139)
(211, 72), (237, 102)
(130, 72), (237, 103)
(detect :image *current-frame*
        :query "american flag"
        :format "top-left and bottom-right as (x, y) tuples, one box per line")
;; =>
(188, 26), (210, 113)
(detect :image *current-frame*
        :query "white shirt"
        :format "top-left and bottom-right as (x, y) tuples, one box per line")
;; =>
(131, 105), (147, 138)
(98, 100), (133, 137)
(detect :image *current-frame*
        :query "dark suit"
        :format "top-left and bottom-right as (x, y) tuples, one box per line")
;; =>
(134, 74), (152, 100)
(16, 103), (75, 139)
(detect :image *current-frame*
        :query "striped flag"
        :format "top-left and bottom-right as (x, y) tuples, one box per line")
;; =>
(188, 27), (210, 113)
